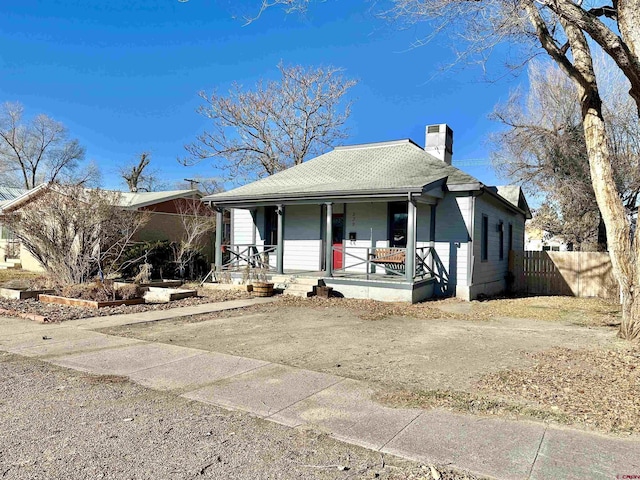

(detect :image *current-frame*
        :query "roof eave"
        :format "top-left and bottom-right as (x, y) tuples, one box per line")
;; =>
(0, 183), (50, 213)
(482, 186), (531, 218)
(203, 186), (436, 207)
(123, 190), (202, 210)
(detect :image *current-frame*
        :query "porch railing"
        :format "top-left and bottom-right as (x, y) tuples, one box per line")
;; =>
(222, 244), (277, 272)
(4, 239), (20, 259)
(331, 246), (437, 280)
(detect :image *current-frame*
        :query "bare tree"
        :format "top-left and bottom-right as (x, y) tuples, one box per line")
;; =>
(183, 63), (357, 182)
(0, 102), (91, 189)
(120, 152), (160, 192)
(2, 184), (148, 285)
(254, 0), (640, 340)
(491, 61), (640, 251)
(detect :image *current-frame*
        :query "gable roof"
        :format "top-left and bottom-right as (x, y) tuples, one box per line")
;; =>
(203, 139), (480, 204)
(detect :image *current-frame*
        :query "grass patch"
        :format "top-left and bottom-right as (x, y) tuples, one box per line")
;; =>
(463, 296), (621, 327)
(277, 295), (621, 326)
(0, 269), (41, 288)
(382, 345), (640, 435)
(379, 389), (570, 426)
(478, 346), (640, 434)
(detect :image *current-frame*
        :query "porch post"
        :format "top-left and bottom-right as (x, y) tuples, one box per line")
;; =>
(276, 204), (284, 274)
(429, 204), (436, 273)
(406, 196), (417, 282)
(325, 202), (333, 276)
(215, 207), (223, 272)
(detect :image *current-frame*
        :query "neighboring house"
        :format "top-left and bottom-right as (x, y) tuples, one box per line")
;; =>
(202, 124), (532, 302)
(0, 185), (212, 272)
(0, 186), (28, 267)
(524, 226), (569, 252)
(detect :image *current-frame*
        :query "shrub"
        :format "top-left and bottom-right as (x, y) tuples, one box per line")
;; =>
(62, 281), (112, 301)
(60, 279), (143, 301)
(116, 284), (143, 300)
(117, 241), (175, 280)
(117, 240), (210, 281)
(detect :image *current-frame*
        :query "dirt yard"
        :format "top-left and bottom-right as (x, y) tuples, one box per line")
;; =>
(100, 295), (639, 435)
(101, 301), (615, 391)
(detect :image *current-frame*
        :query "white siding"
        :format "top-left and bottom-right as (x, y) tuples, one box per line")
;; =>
(283, 204), (322, 271)
(416, 202), (432, 245)
(231, 208), (255, 246)
(471, 194), (526, 297)
(430, 193), (473, 296)
(343, 202), (388, 273)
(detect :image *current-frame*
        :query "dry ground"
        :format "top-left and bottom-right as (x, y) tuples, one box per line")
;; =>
(1, 353), (480, 480)
(100, 295), (639, 436)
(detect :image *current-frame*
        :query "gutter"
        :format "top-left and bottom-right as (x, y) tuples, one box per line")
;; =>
(204, 187), (428, 208)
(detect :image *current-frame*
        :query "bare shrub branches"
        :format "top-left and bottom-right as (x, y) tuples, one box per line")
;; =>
(2, 185), (148, 285)
(173, 198), (216, 277)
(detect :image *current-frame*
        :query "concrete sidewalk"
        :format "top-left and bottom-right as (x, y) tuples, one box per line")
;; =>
(1, 302), (638, 480)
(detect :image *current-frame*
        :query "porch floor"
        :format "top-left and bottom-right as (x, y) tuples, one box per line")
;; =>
(272, 270), (428, 284)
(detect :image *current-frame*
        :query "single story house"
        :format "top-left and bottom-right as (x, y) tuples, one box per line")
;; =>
(525, 226), (570, 252)
(202, 124), (531, 302)
(0, 185), (213, 272)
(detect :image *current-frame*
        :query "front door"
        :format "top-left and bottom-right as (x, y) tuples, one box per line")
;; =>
(332, 214), (344, 270)
(388, 202), (408, 247)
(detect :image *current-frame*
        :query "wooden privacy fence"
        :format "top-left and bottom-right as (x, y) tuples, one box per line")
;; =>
(509, 251), (619, 300)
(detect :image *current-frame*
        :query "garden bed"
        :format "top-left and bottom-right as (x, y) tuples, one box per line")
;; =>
(0, 288), (253, 323)
(143, 287), (197, 303)
(0, 287), (54, 300)
(39, 294), (146, 309)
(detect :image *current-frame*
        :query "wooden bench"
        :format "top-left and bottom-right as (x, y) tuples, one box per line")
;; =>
(370, 248), (406, 272)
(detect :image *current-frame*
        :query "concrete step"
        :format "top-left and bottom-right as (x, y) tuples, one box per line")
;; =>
(285, 283), (315, 292)
(283, 289), (313, 298)
(283, 283), (316, 298)
(5, 258), (21, 266)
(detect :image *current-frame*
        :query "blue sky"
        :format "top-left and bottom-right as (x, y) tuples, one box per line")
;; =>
(0, 0), (524, 190)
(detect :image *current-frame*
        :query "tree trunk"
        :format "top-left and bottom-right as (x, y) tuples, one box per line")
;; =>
(621, 287), (640, 339)
(564, 24), (640, 340)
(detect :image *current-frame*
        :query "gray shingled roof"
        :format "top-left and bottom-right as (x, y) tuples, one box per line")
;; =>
(204, 140), (480, 203)
(0, 186), (26, 202)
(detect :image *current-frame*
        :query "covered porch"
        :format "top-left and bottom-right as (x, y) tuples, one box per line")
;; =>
(208, 185), (448, 302)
